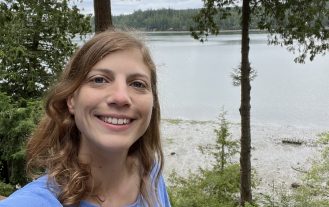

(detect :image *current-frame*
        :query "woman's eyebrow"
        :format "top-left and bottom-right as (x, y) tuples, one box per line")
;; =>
(128, 73), (151, 81)
(90, 68), (114, 76)
(91, 68), (151, 80)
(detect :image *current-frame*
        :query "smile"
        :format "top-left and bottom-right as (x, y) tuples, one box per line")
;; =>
(98, 116), (132, 125)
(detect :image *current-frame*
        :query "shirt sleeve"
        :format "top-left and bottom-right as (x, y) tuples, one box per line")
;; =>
(0, 176), (62, 207)
(157, 175), (171, 207)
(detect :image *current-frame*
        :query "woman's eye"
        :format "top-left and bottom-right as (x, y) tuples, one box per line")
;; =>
(93, 77), (107, 84)
(130, 81), (146, 89)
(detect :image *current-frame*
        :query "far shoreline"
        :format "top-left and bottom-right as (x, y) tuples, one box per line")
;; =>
(141, 29), (266, 35)
(161, 118), (329, 131)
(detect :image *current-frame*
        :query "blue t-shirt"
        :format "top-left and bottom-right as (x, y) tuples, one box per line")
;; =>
(0, 173), (171, 207)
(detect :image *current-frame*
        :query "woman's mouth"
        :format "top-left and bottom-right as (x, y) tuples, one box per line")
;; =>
(98, 116), (132, 125)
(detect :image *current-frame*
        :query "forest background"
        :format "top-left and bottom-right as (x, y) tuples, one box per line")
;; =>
(103, 8), (259, 31)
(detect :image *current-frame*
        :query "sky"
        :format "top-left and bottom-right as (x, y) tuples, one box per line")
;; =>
(77, 0), (204, 16)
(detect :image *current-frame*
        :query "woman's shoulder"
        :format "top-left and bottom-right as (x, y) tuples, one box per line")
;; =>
(149, 165), (171, 207)
(155, 174), (171, 207)
(0, 175), (62, 207)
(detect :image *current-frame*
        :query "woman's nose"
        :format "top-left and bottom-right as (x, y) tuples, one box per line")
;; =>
(106, 81), (132, 107)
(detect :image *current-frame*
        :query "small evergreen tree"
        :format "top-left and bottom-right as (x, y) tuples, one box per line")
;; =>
(214, 111), (239, 171)
(169, 111), (240, 207)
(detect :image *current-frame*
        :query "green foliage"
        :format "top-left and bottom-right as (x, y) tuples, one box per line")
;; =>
(169, 111), (240, 207)
(0, 92), (42, 185)
(231, 65), (257, 87)
(244, 202), (257, 207)
(190, 1), (329, 204)
(0, 0), (91, 192)
(256, 0), (329, 63)
(290, 132), (329, 207)
(0, 0), (91, 99)
(0, 93), (42, 160)
(213, 111), (239, 171)
(112, 8), (257, 32)
(0, 181), (14, 197)
(190, 0), (329, 62)
(169, 164), (240, 207)
(257, 181), (293, 207)
(190, 1), (243, 42)
(259, 133), (329, 207)
(113, 8), (197, 31)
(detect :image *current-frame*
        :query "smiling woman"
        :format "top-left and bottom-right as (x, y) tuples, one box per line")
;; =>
(0, 30), (171, 207)
(67, 48), (155, 157)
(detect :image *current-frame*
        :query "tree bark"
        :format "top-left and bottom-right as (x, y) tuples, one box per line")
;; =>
(93, 0), (113, 32)
(0, 160), (9, 183)
(239, 0), (252, 205)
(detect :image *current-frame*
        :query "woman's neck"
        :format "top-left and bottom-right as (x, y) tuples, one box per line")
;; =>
(80, 151), (141, 206)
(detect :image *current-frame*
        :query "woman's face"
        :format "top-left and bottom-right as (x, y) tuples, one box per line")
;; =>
(67, 48), (153, 155)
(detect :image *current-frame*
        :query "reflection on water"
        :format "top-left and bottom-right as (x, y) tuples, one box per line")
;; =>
(146, 32), (329, 128)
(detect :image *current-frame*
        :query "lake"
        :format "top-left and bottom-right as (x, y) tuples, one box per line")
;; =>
(144, 32), (329, 128)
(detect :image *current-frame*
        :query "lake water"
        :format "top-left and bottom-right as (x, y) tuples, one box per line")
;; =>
(144, 32), (329, 128)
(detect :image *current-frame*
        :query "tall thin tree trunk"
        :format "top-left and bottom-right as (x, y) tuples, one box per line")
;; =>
(239, 0), (252, 205)
(93, 0), (113, 32)
(0, 160), (9, 183)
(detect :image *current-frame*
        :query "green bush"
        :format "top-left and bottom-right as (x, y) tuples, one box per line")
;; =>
(168, 111), (241, 207)
(0, 92), (42, 186)
(169, 164), (240, 207)
(0, 181), (14, 197)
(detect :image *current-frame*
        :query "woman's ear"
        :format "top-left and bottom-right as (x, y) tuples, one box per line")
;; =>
(67, 95), (75, 114)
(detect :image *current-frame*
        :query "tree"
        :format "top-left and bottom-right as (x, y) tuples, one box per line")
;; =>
(191, 0), (329, 205)
(93, 0), (113, 32)
(257, 0), (329, 63)
(169, 112), (240, 207)
(0, 92), (42, 185)
(191, 1), (253, 204)
(0, 0), (91, 187)
(0, 0), (91, 100)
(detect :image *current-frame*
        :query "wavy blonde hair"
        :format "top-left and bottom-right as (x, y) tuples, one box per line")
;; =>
(26, 30), (164, 206)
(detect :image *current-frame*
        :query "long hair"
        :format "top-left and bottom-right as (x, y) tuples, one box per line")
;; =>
(26, 30), (164, 206)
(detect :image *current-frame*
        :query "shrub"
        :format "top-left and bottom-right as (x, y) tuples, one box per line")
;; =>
(168, 111), (241, 207)
(0, 181), (14, 197)
(0, 92), (42, 185)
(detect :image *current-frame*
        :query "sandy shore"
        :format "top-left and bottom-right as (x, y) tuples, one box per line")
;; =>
(160, 119), (328, 194)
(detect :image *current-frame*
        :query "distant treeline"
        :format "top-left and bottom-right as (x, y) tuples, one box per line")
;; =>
(91, 8), (260, 31)
(90, 7), (329, 32)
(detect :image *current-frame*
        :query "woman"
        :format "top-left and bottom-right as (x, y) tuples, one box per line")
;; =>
(0, 30), (171, 207)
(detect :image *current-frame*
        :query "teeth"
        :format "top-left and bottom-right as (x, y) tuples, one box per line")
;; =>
(101, 116), (131, 125)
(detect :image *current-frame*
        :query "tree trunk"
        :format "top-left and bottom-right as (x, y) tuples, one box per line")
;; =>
(239, 0), (252, 205)
(0, 160), (9, 183)
(93, 0), (113, 32)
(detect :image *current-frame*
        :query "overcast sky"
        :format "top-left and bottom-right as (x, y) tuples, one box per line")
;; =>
(77, 0), (204, 16)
